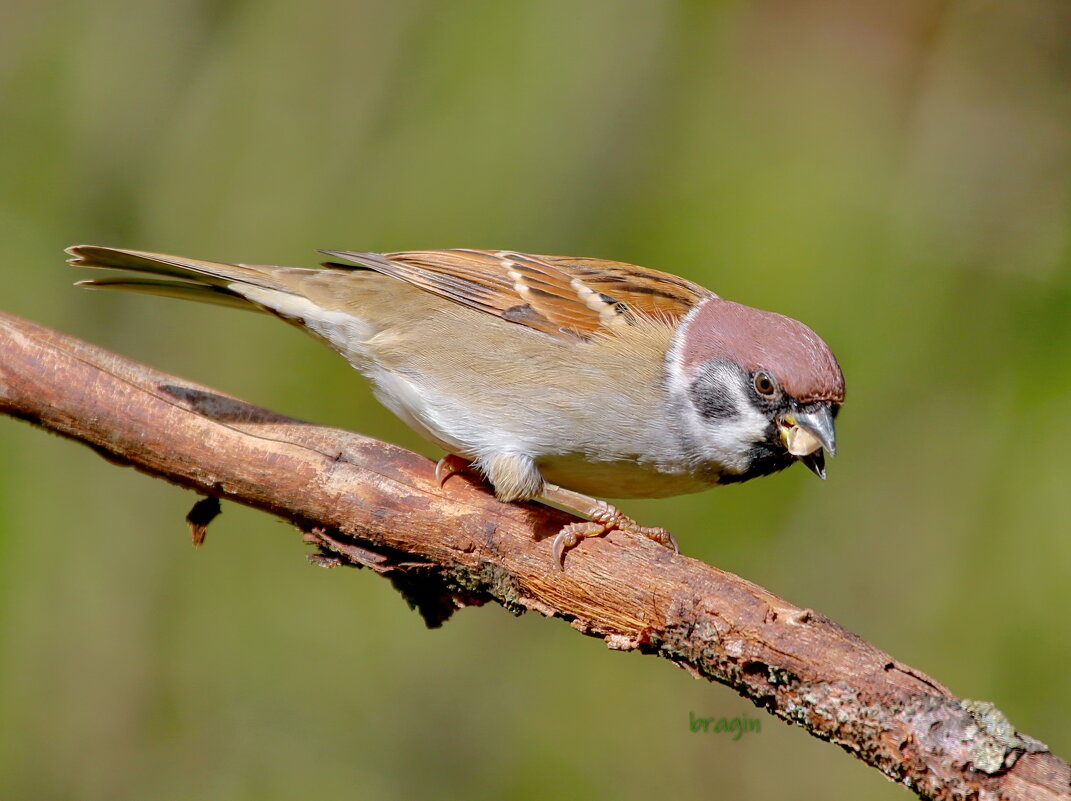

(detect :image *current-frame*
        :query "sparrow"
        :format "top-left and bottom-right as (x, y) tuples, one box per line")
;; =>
(68, 246), (844, 565)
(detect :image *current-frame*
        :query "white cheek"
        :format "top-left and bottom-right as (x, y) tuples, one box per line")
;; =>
(665, 347), (770, 475)
(693, 399), (769, 474)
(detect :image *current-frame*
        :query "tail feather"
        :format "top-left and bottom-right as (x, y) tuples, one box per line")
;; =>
(70, 245), (388, 366)
(75, 276), (255, 311)
(67, 245), (304, 293)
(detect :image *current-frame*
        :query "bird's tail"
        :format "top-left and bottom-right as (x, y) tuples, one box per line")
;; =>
(67, 245), (311, 312)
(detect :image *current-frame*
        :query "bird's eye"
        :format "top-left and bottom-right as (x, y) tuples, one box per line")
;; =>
(753, 371), (777, 397)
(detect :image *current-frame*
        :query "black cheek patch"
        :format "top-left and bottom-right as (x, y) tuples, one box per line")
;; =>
(688, 372), (739, 420)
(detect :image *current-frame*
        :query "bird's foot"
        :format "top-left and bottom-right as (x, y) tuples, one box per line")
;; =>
(551, 521), (608, 566)
(434, 454), (474, 487)
(541, 485), (677, 567)
(435, 466), (677, 567)
(588, 500), (679, 553)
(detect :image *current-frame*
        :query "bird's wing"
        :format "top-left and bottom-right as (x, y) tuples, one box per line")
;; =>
(319, 249), (715, 341)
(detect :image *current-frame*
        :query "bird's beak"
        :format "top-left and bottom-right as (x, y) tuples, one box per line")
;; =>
(778, 405), (837, 480)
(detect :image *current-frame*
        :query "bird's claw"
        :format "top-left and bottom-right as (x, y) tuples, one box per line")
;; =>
(551, 505), (677, 568)
(590, 501), (678, 553)
(551, 521), (605, 567)
(434, 454), (473, 487)
(639, 526), (679, 554)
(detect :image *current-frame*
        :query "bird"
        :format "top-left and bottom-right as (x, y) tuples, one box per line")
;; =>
(68, 245), (844, 565)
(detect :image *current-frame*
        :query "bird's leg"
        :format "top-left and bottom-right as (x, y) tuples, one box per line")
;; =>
(435, 457), (677, 567)
(538, 483), (678, 567)
(434, 454), (475, 486)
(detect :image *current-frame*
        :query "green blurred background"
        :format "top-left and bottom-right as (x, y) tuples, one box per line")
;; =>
(2, 1), (1069, 798)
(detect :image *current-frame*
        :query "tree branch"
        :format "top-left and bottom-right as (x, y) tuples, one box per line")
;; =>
(0, 310), (1066, 800)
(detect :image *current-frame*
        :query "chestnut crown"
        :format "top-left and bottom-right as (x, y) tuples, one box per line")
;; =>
(677, 298), (844, 404)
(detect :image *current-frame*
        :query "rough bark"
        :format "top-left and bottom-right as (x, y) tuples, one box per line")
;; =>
(0, 310), (1066, 801)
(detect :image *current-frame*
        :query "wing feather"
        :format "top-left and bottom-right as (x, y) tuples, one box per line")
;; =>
(320, 248), (714, 341)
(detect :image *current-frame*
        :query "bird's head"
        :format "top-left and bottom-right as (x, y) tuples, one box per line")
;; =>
(667, 298), (844, 483)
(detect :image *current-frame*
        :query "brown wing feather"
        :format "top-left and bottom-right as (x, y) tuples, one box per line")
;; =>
(319, 248), (715, 341)
(537, 255), (716, 318)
